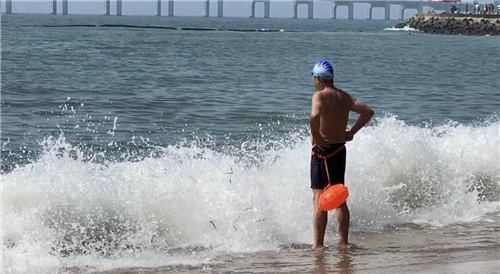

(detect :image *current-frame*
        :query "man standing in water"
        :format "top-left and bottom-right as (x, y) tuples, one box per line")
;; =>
(309, 59), (374, 249)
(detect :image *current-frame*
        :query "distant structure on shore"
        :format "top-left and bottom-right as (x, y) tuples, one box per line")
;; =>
(1, 0), (467, 20)
(405, 14), (500, 35)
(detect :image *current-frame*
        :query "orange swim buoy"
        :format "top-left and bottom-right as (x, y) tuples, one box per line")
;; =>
(318, 184), (349, 211)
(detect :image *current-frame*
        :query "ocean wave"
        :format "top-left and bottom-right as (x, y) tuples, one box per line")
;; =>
(383, 26), (419, 32)
(2, 115), (499, 272)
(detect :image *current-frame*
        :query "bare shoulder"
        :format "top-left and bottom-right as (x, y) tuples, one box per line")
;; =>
(333, 87), (353, 97)
(333, 87), (355, 104)
(312, 91), (322, 102)
(332, 87), (373, 114)
(311, 91), (323, 110)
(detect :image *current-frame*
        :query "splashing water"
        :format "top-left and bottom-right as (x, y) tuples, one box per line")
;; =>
(1, 116), (499, 273)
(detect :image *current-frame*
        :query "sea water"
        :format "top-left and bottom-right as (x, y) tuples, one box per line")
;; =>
(1, 14), (499, 273)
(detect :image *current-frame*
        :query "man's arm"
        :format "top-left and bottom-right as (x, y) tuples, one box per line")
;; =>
(346, 99), (374, 141)
(310, 92), (322, 145)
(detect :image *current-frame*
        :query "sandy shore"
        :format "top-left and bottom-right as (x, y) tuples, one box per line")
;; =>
(60, 257), (499, 274)
(367, 260), (500, 274)
(51, 213), (500, 274)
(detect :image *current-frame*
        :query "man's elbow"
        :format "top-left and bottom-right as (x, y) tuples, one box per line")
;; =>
(363, 108), (374, 119)
(367, 108), (374, 118)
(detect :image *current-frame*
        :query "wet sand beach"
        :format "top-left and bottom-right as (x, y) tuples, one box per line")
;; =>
(58, 213), (500, 273)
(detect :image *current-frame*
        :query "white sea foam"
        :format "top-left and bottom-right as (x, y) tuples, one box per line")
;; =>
(383, 26), (419, 32)
(2, 116), (499, 273)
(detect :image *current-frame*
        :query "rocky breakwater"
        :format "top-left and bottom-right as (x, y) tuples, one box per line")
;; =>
(406, 15), (500, 35)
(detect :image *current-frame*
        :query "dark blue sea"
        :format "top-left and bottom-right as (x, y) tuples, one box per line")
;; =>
(1, 14), (499, 273)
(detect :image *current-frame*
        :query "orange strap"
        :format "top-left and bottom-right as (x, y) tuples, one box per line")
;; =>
(311, 144), (345, 160)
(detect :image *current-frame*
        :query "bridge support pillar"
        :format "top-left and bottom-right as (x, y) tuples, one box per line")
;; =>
(105, 0), (110, 15)
(370, 4), (388, 20)
(293, 0), (313, 19)
(117, 0), (123, 16)
(204, 0), (223, 17)
(51, 0), (57, 15)
(384, 3), (390, 20)
(62, 0), (68, 15)
(333, 2), (352, 20)
(348, 2), (354, 20)
(251, 0), (270, 18)
(6, 0), (12, 14)
(168, 0), (173, 16)
(217, 0), (223, 17)
(156, 0), (161, 16)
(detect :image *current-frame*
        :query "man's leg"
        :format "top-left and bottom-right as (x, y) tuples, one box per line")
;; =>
(312, 189), (327, 249)
(335, 202), (350, 246)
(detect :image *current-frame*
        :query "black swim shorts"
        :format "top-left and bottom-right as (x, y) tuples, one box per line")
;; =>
(310, 143), (346, 189)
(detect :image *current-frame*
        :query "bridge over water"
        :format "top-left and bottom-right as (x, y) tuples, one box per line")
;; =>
(3, 0), (456, 20)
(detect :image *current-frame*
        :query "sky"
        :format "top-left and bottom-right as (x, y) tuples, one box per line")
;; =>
(1, 0), (472, 20)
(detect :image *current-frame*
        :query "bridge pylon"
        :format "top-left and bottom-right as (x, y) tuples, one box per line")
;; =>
(384, 2), (390, 20)
(333, 1), (354, 20)
(204, 0), (224, 17)
(251, 0), (270, 18)
(105, 0), (110, 15)
(62, 0), (68, 15)
(117, 0), (122, 16)
(6, 0), (12, 14)
(156, 0), (161, 16)
(293, 0), (314, 19)
(51, 0), (56, 15)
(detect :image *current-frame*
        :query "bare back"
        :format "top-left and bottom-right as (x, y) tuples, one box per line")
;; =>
(316, 87), (354, 145)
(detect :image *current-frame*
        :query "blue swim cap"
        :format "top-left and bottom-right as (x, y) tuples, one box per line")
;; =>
(311, 59), (334, 80)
